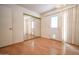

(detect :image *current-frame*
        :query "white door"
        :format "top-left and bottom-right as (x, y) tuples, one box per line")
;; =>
(0, 6), (12, 47)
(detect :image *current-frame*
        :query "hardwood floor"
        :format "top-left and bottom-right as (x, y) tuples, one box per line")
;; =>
(0, 37), (79, 55)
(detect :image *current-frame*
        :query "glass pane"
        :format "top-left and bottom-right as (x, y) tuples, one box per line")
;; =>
(32, 22), (34, 28)
(51, 16), (58, 28)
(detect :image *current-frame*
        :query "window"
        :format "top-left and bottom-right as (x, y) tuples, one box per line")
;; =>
(32, 21), (34, 28)
(51, 16), (58, 28)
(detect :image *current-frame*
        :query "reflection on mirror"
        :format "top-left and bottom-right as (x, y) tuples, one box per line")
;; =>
(24, 14), (41, 40)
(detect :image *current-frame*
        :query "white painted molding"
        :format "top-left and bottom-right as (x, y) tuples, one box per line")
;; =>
(42, 5), (77, 17)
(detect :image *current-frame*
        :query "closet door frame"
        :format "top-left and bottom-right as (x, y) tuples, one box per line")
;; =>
(23, 14), (41, 40)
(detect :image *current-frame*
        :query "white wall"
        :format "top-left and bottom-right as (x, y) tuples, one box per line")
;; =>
(41, 13), (62, 41)
(41, 7), (68, 41)
(41, 5), (79, 45)
(0, 4), (40, 46)
(75, 5), (79, 45)
(34, 19), (41, 37)
(41, 16), (51, 39)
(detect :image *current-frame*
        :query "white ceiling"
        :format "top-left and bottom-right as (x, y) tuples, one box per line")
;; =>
(19, 4), (57, 14)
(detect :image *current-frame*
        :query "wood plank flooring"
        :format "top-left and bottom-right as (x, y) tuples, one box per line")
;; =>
(0, 38), (79, 55)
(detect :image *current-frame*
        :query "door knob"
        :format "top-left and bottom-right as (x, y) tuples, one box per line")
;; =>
(9, 28), (12, 30)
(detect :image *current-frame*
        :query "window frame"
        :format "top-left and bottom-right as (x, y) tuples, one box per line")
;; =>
(51, 16), (58, 28)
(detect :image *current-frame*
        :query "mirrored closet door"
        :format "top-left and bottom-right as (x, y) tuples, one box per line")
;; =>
(24, 14), (41, 40)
